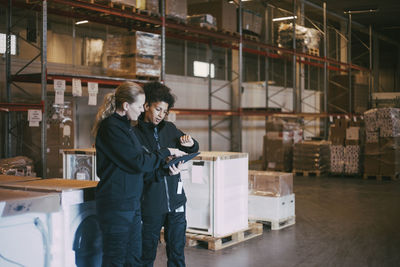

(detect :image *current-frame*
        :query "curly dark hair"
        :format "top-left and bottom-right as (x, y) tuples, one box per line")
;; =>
(143, 82), (176, 110)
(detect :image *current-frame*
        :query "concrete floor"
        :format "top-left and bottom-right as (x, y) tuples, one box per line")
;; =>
(153, 176), (400, 267)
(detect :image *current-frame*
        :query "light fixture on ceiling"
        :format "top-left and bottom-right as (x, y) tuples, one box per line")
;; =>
(272, 16), (297, 22)
(344, 8), (378, 15)
(228, 0), (253, 3)
(75, 20), (89, 25)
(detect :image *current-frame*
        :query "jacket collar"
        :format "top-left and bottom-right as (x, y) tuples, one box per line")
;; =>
(138, 113), (165, 131)
(111, 112), (130, 125)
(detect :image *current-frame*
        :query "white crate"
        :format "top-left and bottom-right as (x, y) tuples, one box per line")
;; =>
(248, 193), (295, 230)
(182, 151), (249, 237)
(0, 179), (100, 266)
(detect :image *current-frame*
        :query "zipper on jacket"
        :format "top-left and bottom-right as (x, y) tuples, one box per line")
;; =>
(154, 127), (172, 213)
(164, 176), (171, 212)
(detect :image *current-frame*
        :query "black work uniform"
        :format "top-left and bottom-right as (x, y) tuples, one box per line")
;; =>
(95, 113), (170, 267)
(134, 116), (199, 267)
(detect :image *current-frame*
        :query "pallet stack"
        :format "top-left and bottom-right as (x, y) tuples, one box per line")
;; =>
(166, 0), (187, 22)
(248, 170), (295, 230)
(105, 31), (161, 78)
(188, 0), (237, 34)
(262, 119), (302, 172)
(328, 118), (363, 175)
(293, 140), (330, 176)
(364, 108), (400, 180)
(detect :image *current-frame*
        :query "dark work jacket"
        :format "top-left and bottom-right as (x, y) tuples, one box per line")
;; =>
(134, 116), (199, 216)
(95, 113), (170, 212)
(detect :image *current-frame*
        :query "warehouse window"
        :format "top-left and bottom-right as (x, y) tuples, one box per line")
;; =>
(0, 33), (17, 55)
(193, 61), (215, 78)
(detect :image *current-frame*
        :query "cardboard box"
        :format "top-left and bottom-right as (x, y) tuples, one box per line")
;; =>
(242, 9), (262, 35)
(364, 155), (380, 175)
(263, 136), (293, 172)
(380, 150), (400, 176)
(188, 0), (237, 33)
(329, 125), (345, 145)
(248, 170), (293, 197)
(166, 0), (187, 21)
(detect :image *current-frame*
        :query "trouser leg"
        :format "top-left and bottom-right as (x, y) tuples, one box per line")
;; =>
(141, 214), (165, 267)
(98, 209), (139, 267)
(125, 209), (143, 267)
(164, 207), (186, 267)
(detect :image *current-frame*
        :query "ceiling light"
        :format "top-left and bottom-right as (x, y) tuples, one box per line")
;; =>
(272, 16), (297, 22)
(75, 20), (89, 25)
(344, 8), (378, 15)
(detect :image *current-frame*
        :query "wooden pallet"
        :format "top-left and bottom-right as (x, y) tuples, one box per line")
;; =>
(134, 8), (159, 17)
(108, 1), (136, 11)
(221, 30), (240, 37)
(250, 216), (296, 230)
(307, 48), (320, 56)
(293, 169), (323, 177)
(363, 173), (398, 181)
(244, 34), (259, 42)
(166, 15), (187, 24)
(198, 23), (218, 31)
(133, 75), (160, 81)
(160, 223), (263, 251)
(188, 223), (263, 250)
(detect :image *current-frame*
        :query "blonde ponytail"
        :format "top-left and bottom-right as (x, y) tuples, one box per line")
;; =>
(92, 82), (144, 137)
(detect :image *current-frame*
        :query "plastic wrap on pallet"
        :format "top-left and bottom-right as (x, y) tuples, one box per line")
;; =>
(377, 108), (400, 137)
(378, 137), (400, 176)
(242, 9), (262, 35)
(105, 32), (161, 56)
(263, 135), (293, 172)
(364, 108), (378, 132)
(105, 32), (160, 77)
(145, 0), (159, 14)
(134, 31), (161, 56)
(293, 141), (330, 172)
(263, 119), (302, 172)
(277, 23), (321, 51)
(0, 156), (35, 176)
(330, 145), (345, 174)
(111, 0), (136, 7)
(344, 145), (361, 175)
(248, 170), (293, 197)
(365, 130), (379, 143)
(187, 14), (217, 28)
(133, 56), (161, 76)
(166, 0), (187, 22)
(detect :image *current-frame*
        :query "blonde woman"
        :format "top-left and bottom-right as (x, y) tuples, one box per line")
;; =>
(92, 82), (186, 267)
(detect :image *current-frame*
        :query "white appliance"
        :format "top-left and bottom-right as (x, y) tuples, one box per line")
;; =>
(181, 151), (248, 237)
(63, 148), (99, 181)
(248, 193), (295, 230)
(0, 178), (101, 267)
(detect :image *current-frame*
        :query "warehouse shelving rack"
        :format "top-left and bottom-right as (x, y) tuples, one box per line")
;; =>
(2, 0), (376, 176)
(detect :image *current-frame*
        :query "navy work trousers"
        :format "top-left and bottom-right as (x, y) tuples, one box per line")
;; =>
(97, 208), (142, 267)
(142, 209), (186, 267)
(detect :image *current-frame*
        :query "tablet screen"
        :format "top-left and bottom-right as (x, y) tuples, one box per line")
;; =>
(163, 152), (200, 168)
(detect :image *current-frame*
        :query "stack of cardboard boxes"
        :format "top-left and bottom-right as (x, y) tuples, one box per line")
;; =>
(242, 9), (262, 36)
(166, 0), (187, 22)
(364, 108), (400, 177)
(293, 140), (331, 174)
(136, 0), (159, 15)
(105, 31), (161, 78)
(188, 0), (237, 33)
(262, 119), (302, 172)
(329, 118), (363, 175)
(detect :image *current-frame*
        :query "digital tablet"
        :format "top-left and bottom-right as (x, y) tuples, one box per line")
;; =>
(163, 152), (200, 168)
